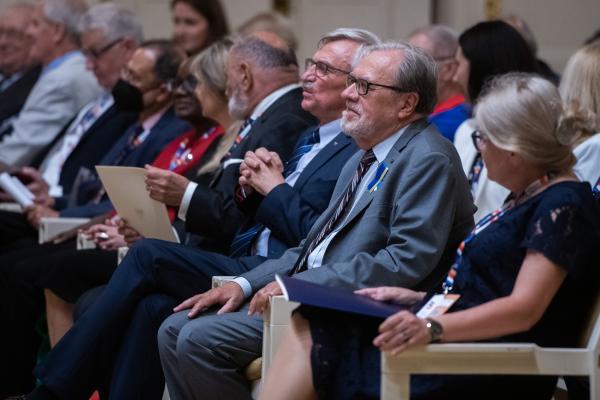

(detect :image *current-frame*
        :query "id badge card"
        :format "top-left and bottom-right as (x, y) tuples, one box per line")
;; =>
(416, 294), (460, 319)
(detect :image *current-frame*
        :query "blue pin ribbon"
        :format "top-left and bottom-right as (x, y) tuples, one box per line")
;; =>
(367, 162), (389, 193)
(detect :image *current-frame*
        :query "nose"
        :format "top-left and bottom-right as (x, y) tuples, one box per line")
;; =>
(341, 83), (358, 102)
(302, 63), (317, 80)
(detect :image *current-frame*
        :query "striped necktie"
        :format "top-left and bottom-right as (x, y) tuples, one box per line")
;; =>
(593, 175), (600, 200)
(290, 149), (377, 274)
(228, 129), (322, 258)
(283, 128), (320, 177)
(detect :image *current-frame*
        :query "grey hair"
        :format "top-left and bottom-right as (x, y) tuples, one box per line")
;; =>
(191, 37), (234, 101)
(318, 28), (381, 49)
(476, 73), (596, 175)
(407, 24), (458, 60)
(354, 41), (438, 115)
(42, 0), (88, 42)
(78, 3), (143, 44)
(230, 34), (297, 69)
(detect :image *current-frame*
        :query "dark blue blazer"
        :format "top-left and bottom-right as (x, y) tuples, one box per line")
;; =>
(0, 65), (41, 130)
(238, 129), (358, 258)
(59, 107), (190, 217)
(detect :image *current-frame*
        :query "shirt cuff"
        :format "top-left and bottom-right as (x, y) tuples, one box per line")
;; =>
(232, 277), (253, 298)
(178, 181), (198, 221)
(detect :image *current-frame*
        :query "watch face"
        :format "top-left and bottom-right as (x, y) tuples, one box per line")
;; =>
(427, 319), (443, 342)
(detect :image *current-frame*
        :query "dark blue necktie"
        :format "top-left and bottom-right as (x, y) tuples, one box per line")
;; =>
(112, 123), (144, 166)
(229, 128), (321, 258)
(283, 128), (320, 177)
(593, 175), (600, 201)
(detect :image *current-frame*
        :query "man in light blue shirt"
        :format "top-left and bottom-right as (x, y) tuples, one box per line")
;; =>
(0, 0), (102, 167)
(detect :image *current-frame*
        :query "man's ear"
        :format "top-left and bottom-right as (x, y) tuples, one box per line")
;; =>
(239, 62), (253, 92)
(440, 60), (458, 82)
(155, 83), (171, 104)
(397, 92), (419, 119)
(51, 23), (67, 45)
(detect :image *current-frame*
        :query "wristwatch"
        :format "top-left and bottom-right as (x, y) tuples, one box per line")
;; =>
(425, 318), (443, 343)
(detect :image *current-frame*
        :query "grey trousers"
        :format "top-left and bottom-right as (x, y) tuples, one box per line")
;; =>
(158, 304), (264, 400)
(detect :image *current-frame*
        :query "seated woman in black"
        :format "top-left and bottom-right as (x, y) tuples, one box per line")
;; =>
(258, 73), (600, 400)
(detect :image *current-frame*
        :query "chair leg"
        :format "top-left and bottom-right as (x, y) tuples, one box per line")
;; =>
(381, 372), (410, 400)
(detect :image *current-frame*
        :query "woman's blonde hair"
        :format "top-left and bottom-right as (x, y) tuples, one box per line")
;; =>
(475, 72), (595, 176)
(190, 37), (234, 102)
(559, 40), (600, 142)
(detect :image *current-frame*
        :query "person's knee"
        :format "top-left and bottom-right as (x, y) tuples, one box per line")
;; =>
(157, 311), (187, 354)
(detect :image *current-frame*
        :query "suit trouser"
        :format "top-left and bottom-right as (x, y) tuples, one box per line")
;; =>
(158, 305), (264, 400)
(34, 238), (266, 400)
(0, 240), (74, 398)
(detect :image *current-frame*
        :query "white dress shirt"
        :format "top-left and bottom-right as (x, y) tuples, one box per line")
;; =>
(40, 93), (113, 197)
(574, 132), (600, 184)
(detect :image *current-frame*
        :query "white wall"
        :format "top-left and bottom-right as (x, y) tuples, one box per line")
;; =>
(1, 0), (599, 73)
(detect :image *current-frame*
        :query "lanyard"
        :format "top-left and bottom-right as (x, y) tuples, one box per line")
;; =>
(593, 175), (600, 199)
(442, 177), (550, 294)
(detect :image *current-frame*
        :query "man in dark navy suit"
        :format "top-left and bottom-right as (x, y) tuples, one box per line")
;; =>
(28, 29), (380, 400)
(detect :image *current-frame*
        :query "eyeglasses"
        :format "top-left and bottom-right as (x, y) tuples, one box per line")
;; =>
(82, 38), (123, 60)
(471, 130), (487, 151)
(346, 73), (404, 96)
(0, 28), (26, 40)
(305, 58), (350, 77)
(170, 75), (198, 93)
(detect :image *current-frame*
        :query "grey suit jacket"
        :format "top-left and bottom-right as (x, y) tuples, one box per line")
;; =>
(240, 119), (476, 293)
(0, 52), (103, 166)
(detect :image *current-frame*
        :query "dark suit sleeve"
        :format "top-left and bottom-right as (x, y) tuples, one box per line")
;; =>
(184, 109), (316, 243)
(59, 199), (113, 218)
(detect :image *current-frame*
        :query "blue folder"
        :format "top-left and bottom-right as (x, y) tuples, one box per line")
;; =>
(276, 275), (410, 319)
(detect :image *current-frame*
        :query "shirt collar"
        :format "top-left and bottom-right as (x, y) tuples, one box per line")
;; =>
(371, 124), (409, 163)
(43, 50), (81, 75)
(141, 105), (169, 131)
(318, 118), (342, 147)
(250, 83), (300, 120)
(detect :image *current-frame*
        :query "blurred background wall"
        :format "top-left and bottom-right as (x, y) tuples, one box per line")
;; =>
(1, 0), (598, 72)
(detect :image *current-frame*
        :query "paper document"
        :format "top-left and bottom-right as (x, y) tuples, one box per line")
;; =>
(0, 172), (34, 207)
(96, 166), (178, 242)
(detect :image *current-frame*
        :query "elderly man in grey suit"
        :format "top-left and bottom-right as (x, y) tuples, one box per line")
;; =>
(158, 41), (475, 400)
(0, 0), (102, 167)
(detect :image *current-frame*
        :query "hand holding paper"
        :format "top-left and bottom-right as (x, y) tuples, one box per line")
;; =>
(96, 166), (178, 242)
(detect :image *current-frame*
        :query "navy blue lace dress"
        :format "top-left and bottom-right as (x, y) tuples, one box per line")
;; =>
(299, 181), (600, 400)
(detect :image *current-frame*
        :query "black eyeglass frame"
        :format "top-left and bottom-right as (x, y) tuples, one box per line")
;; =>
(346, 73), (404, 96)
(305, 58), (351, 77)
(470, 130), (487, 151)
(83, 38), (123, 60)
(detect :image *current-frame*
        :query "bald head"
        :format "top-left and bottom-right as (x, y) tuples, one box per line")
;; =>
(225, 34), (299, 119)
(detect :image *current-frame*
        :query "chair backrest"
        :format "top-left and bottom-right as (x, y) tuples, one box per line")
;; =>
(579, 288), (600, 348)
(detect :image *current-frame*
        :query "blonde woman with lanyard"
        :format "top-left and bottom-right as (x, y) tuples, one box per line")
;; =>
(258, 73), (600, 400)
